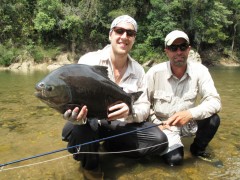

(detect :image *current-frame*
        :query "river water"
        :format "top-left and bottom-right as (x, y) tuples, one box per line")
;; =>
(0, 66), (239, 180)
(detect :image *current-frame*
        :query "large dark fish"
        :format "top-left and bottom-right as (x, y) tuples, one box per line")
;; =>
(34, 64), (142, 119)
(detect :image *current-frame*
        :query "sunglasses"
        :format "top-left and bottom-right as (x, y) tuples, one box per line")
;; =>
(112, 27), (136, 37)
(167, 43), (189, 52)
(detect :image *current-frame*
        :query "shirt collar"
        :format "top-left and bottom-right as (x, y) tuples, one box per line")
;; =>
(166, 61), (191, 79)
(185, 61), (192, 78)
(166, 61), (173, 79)
(99, 45), (137, 78)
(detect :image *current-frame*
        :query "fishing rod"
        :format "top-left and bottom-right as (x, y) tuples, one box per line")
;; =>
(0, 122), (165, 169)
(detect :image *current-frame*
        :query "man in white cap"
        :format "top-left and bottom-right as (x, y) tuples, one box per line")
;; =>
(146, 30), (221, 166)
(62, 15), (168, 178)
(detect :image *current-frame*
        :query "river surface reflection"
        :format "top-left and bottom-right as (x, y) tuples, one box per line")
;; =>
(0, 66), (239, 179)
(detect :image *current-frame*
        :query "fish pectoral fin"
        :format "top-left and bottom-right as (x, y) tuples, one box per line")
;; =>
(130, 91), (143, 102)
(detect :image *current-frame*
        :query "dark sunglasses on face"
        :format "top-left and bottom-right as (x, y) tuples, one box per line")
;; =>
(167, 43), (189, 52)
(112, 27), (136, 37)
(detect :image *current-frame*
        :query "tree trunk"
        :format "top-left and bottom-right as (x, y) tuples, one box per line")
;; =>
(231, 22), (238, 54)
(71, 35), (76, 60)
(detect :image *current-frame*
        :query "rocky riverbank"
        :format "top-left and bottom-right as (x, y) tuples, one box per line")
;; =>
(0, 52), (74, 73)
(0, 50), (239, 73)
(218, 58), (240, 67)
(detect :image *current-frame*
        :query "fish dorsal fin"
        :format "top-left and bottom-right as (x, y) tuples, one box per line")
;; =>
(91, 65), (109, 79)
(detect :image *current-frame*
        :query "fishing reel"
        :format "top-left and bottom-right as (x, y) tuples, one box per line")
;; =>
(181, 120), (198, 137)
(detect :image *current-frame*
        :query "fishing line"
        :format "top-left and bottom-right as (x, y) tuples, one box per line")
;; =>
(0, 142), (167, 172)
(0, 122), (164, 170)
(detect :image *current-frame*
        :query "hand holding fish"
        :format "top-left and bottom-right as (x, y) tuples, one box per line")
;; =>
(107, 102), (129, 121)
(63, 106), (88, 125)
(63, 102), (129, 123)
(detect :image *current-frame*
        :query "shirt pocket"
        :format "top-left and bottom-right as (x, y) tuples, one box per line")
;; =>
(182, 90), (197, 101)
(121, 78), (139, 93)
(153, 90), (174, 118)
(178, 90), (198, 110)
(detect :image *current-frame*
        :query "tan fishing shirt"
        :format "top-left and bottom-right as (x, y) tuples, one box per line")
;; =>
(78, 45), (150, 123)
(146, 61), (221, 122)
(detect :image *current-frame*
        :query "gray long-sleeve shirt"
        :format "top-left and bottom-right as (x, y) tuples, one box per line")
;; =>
(146, 61), (221, 122)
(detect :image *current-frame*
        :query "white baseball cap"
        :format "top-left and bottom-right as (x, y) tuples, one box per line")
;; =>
(165, 30), (189, 47)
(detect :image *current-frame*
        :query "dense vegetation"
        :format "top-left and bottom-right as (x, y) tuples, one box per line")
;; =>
(0, 0), (239, 66)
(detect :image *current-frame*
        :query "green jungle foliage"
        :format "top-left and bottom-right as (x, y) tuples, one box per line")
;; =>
(0, 0), (239, 65)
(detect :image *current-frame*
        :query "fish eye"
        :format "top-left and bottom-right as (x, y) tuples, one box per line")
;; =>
(46, 85), (53, 91)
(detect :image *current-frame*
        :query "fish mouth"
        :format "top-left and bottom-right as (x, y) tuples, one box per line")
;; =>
(34, 90), (60, 107)
(34, 90), (51, 103)
(34, 85), (53, 102)
(34, 91), (41, 97)
(34, 85), (47, 99)
(34, 82), (54, 100)
(34, 84), (71, 107)
(34, 82), (45, 98)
